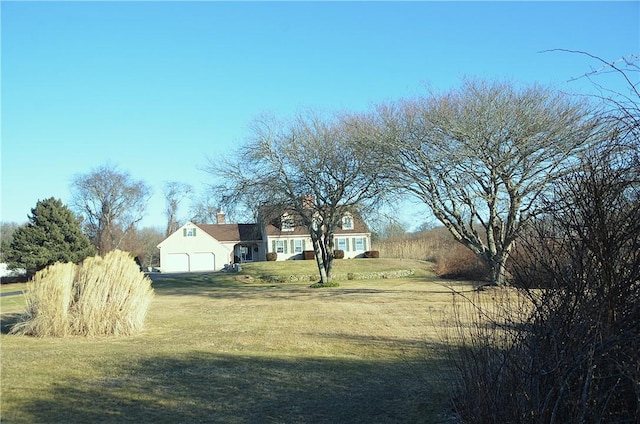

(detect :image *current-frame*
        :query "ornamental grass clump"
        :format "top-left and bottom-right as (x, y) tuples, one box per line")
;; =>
(10, 262), (76, 337)
(10, 250), (154, 337)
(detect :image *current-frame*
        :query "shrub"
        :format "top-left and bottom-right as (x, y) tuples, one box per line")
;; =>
(375, 226), (455, 261)
(309, 281), (340, 288)
(364, 250), (380, 258)
(303, 250), (315, 260)
(10, 250), (154, 337)
(266, 252), (277, 261)
(433, 243), (489, 281)
(334, 250), (345, 259)
(446, 139), (640, 423)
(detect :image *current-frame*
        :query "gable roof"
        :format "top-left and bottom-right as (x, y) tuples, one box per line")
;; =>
(263, 223), (310, 237)
(262, 211), (370, 237)
(197, 223), (262, 242)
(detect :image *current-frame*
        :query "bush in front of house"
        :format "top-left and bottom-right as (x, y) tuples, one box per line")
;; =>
(10, 250), (154, 337)
(266, 252), (277, 261)
(333, 250), (345, 259)
(310, 281), (340, 288)
(364, 250), (380, 258)
(303, 250), (315, 260)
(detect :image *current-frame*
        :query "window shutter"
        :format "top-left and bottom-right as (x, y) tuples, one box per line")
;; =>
(291, 240), (295, 253)
(303, 240), (306, 251)
(272, 240), (276, 252)
(284, 240), (288, 254)
(364, 238), (367, 251)
(183, 228), (187, 237)
(193, 228), (196, 236)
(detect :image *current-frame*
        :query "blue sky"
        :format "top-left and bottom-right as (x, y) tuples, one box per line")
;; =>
(2, 1), (638, 230)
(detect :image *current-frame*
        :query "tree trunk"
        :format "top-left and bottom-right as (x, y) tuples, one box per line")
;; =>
(488, 249), (510, 286)
(312, 238), (329, 285)
(325, 256), (334, 282)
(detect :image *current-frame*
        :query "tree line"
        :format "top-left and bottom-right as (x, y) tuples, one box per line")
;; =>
(1, 167), (223, 274)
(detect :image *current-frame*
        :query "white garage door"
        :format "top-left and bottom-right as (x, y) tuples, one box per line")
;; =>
(165, 253), (189, 273)
(191, 252), (215, 272)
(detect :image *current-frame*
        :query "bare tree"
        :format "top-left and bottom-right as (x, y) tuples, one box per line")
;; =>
(189, 191), (222, 224)
(450, 135), (640, 423)
(120, 226), (164, 269)
(71, 164), (152, 254)
(444, 55), (640, 423)
(208, 110), (391, 285)
(163, 181), (192, 236)
(551, 49), (639, 147)
(373, 79), (599, 285)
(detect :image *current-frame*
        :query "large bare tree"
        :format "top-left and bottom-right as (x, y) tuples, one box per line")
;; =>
(373, 79), (600, 285)
(208, 110), (390, 285)
(71, 164), (152, 254)
(162, 181), (193, 236)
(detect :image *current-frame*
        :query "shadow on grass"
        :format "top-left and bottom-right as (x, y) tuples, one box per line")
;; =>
(148, 272), (455, 303)
(148, 272), (316, 304)
(0, 313), (21, 334)
(7, 350), (451, 424)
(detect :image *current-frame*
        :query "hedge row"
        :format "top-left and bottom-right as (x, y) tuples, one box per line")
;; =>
(259, 269), (414, 283)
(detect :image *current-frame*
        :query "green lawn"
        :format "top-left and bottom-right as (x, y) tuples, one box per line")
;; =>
(1, 259), (474, 423)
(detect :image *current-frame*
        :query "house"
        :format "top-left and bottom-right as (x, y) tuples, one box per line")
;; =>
(262, 210), (371, 260)
(157, 210), (371, 273)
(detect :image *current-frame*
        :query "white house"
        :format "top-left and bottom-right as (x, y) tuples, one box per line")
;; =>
(262, 211), (371, 260)
(157, 211), (371, 273)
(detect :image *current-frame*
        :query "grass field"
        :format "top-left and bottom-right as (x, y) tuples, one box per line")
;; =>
(1, 259), (477, 423)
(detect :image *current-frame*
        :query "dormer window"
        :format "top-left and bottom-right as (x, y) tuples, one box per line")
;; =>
(281, 214), (294, 231)
(342, 214), (354, 230)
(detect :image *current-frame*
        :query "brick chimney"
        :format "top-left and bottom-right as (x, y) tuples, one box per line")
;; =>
(216, 211), (226, 224)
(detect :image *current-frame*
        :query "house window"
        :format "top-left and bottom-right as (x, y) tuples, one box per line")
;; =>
(275, 240), (286, 254)
(342, 215), (354, 230)
(183, 227), (197, 237)
(281, 214), (294, 231)
(336, 238), (348, 251)
(354, 237), (367, 251)
(293, 239), (304, 253)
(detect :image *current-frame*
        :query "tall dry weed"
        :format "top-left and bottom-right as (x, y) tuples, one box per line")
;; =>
(11, 262), (76, 337)
(10, 250), (153, 337)
(376, 228), (489, 281)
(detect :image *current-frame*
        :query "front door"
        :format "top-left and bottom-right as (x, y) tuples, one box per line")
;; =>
(238, 244), (253, 262)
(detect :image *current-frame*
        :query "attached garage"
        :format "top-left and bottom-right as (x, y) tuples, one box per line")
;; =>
(164, 253), (189, 273)
(191, 252), (215, 272)
(158, 222), (262, 273)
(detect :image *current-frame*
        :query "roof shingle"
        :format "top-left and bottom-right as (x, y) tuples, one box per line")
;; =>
(197, 223), (262, 242)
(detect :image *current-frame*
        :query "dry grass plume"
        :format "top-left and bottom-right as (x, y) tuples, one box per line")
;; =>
(10, 250), (153, 337)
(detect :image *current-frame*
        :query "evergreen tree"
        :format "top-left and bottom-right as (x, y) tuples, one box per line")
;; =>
(5, 198), (95, 274)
